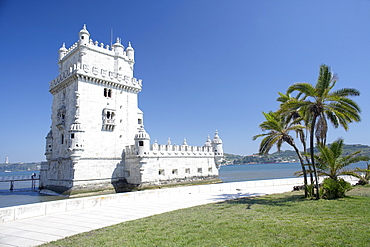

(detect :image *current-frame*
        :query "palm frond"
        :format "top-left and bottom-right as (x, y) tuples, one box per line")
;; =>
(287, 83), (316, 96)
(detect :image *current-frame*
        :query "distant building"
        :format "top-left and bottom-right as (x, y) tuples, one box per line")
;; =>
(40, 25), (223, 195)
(5, 157), (9, 164)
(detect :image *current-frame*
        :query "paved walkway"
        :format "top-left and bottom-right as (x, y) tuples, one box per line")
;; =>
(0, 182), (297, 247)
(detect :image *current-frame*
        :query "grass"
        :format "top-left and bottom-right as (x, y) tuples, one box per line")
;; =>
(42, 186), (370, 247)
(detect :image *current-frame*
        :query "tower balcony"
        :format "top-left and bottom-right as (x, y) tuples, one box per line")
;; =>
(102, 118), (115, 131)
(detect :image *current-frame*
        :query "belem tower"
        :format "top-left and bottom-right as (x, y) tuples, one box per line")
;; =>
(40, 25), (224, 195)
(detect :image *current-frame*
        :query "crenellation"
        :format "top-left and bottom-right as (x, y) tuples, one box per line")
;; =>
(49, 62), (142, 93)
(60, 42), (79, 60)
(124, 140), (216, 158)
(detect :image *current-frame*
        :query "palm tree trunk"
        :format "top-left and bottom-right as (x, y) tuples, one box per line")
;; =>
(292, 145), (308, 197)
(301, 131), (314, 189)
(310, 115), (320, 199)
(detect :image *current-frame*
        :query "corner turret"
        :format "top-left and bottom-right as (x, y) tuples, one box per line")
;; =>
(135, 126), (150, 156)
(58, 43), (67, 61)
(79, 24), (90, 46)
(113, 37), (124, 57)
(45, 130), (53, 160)
(126, 42), (135, 61)
(204, 135), (212, 147)
(68, 119), (85, 163)
(211, 130), (223, 168)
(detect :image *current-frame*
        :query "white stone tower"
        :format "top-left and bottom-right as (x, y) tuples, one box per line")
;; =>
(41, 25), (224, 195)
(40, 25), (143, 194)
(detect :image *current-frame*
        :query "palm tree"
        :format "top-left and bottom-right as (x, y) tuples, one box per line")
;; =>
(315, 138), (369, 180)
(253, 111), (308, 197)
(277, 91), (314, 187)
(280, 64), (361, 199)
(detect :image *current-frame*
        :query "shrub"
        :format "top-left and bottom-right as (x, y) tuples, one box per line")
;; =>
(321, 178), (352, 199)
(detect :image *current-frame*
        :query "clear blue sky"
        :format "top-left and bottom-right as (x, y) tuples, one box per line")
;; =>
(1, 0), (370, 163)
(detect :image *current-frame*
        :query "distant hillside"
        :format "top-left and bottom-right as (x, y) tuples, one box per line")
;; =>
(224, 144), (370, 165)
(0, 162), (41, 172)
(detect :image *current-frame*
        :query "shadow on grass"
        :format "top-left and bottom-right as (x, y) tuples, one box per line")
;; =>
(215, 191), (305, 208)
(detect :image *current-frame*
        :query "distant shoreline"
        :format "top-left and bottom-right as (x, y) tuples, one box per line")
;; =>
(222, 161), (299, 166)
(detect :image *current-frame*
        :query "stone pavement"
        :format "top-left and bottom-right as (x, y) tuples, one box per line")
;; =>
(0, 179), (301, 247)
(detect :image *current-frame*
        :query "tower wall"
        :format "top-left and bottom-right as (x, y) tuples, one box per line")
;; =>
(125, 156), (219, 187)
(123, 142), (221, 187)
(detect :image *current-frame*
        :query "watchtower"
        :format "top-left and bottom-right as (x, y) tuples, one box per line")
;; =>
(40, 25), (143, 194)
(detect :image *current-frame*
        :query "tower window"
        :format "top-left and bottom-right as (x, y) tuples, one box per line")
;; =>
(138, 119), (142, 124)
(71, 133), (75, 139)
(57, 107), (66, 123)
(102, 108), (116, 131)
(81, 36), (84, 39)
(105, 111), (115, 120)
(104, 88), (112, 98)
(61, 134), (64, 144)
(139, 141), (144, 146)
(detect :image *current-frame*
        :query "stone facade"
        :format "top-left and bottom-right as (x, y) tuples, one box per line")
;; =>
(40, 25), (223, 195)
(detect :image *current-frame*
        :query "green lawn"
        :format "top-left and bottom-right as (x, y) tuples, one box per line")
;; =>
(43, 186), (370, 247)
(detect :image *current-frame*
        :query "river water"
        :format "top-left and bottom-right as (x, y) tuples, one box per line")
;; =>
(0, 162), (367, 208)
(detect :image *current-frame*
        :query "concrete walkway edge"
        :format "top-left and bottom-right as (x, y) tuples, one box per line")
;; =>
(0, 177), (356, 247)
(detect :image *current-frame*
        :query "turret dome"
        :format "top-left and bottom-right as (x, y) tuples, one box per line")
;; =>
(212, 130), (222, 144)
(126, 42), (134, 51)
(59, 43), (67, 52)
(204, 135), (212, 147)
(79, 24), (90, 36)
(135, 126), (150, 140)
(70, 120), (83, 132)
(113, 37), (124, 48)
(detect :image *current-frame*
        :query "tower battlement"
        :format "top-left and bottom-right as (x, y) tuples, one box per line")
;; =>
(49, 62), (142, 93)
(125, 143), (215, 157)
(59, 39), (134, 63)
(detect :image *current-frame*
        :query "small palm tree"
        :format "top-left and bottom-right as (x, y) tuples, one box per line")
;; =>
(253, 111), (308, 197)
(315, 138), (369, 180)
